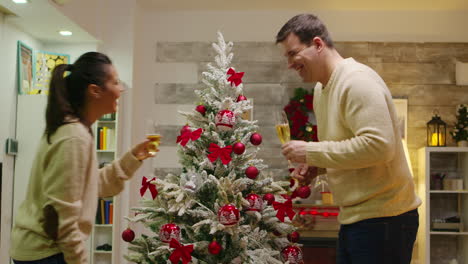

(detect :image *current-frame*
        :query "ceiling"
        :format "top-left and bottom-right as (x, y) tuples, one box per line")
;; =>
(137, 0), (468, 11)
(0, 0), (96, 44)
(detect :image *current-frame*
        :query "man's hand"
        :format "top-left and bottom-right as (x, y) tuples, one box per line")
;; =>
(281, 140), (308, 163)
(291, 163), (318, 185)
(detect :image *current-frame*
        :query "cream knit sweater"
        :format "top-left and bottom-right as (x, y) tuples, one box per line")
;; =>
(10, 122), (142, 264)
(307, 58), (421, 224)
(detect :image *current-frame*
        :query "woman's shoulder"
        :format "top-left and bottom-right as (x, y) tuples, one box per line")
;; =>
(55, 122), (93, 143)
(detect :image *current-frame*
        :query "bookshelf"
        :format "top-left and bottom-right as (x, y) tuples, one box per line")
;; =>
(90, 113), (117, 264)
(418, 147), (468, 264)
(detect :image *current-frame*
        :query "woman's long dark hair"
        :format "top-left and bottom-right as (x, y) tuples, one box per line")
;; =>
(45, 52), (112, 143)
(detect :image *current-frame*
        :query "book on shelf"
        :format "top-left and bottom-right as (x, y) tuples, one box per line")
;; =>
(96, 198), (114, 224)
(96, 126), (116, 150)
(99, 113), (116, 121)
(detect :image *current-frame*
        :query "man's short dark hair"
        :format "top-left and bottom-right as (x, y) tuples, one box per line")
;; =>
(276, 14), (334, 48)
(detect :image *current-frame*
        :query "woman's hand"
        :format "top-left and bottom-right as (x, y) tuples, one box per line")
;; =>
(132, 140), (159, 161)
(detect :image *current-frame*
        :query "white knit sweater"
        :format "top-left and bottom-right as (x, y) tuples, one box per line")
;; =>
(307, 58), (421, 224)
(10, 122), (141, 263)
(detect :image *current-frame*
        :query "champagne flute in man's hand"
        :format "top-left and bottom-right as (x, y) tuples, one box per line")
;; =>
(275, 110), (291, 144)
(275, 110), (293, 168)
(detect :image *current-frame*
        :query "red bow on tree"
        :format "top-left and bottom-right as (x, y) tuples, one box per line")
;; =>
(273, 199), (296, 222)
(176, 128), (203, 147)
(140, 176), (158, 199)
(169, 238), (194, 264)
(207, 143), (233, 165)
(227, 68), (244, 87)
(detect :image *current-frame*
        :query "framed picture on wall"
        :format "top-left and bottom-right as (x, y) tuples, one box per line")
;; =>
(17, 41), (33, 95)
(34, 51), (70, 95)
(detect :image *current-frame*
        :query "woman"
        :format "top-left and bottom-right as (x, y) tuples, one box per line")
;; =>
(10, 52), (155, 264)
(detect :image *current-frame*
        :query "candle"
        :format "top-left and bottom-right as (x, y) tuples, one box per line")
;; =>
(431, 133), (444, 146)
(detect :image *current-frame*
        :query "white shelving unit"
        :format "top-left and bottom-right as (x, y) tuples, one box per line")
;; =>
(418, 147), (468, 264)
(90, 113), (118, 264)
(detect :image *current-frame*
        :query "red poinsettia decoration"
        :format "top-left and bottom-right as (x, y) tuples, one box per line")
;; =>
(227, 68), (244, 87)
(283, 87), (318, 142)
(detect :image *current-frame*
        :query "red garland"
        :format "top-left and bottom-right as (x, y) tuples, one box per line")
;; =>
(140, 176), (158, 199)
(169, 239), (193, 264)
(177, 128), (203, 147)
(283, 88), (318, 142)
(227, 68), (244, 87)
(207, 143), (233, 165)
(273, 199), (296, 222)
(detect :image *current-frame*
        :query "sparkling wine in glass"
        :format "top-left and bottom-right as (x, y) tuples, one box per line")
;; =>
(275, 110), (291, 144)
(145, 120), (162, 155)
(275, 110), (293, 169)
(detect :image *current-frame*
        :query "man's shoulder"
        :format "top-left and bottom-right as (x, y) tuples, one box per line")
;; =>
(341, 58), (376, 76)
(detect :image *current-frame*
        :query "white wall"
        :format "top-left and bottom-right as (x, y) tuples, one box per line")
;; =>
(44, 43), (98, 63)
(135, 9), (468, 42)
(0, 16), (43, 162)
(0, 14), (44, 264)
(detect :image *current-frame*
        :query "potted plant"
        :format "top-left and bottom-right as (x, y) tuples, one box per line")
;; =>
(450, 104), (468, 147)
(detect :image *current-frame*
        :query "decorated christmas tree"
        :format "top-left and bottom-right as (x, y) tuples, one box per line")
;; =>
(124, 32), (305, 264)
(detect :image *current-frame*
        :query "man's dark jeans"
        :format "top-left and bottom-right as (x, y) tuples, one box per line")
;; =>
(337, 209), (419, 264)
(13, 253), (66, 264)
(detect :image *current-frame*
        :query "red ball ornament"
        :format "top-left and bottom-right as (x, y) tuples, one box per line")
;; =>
(291, 190), (299, 199)
(236, 94), (247, 102)
(263, 193), (275, 205)
(245, 193), (263, 212)
(208, 240), (222, 255)
(245, 166), (259, 179)
(196, 105), (207, 116)
(159, 223), (181, 243)
(232, 142), (245, 155)
(273, 230), (282, 236)
(287, 231), (300, 243)
(281, 245), (304, 264)
(250, 133), (262, 146)
(218, 204), (240, 226)
(180, 125), (191, 134)
(297, 186), (311, 199)
(122, 228), (135, 242)
(215, 109), (236, 131)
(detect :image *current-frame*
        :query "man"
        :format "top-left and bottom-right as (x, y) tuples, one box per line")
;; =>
(277, 14), (421, 264)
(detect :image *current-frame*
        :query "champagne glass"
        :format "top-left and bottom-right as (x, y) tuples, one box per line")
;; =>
(275, 110), (293, 169)
(145, 120), (162, 155)
(275, 110), (291, 144)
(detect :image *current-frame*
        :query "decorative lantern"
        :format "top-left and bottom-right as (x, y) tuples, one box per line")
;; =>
(427, 111), (446, 147)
